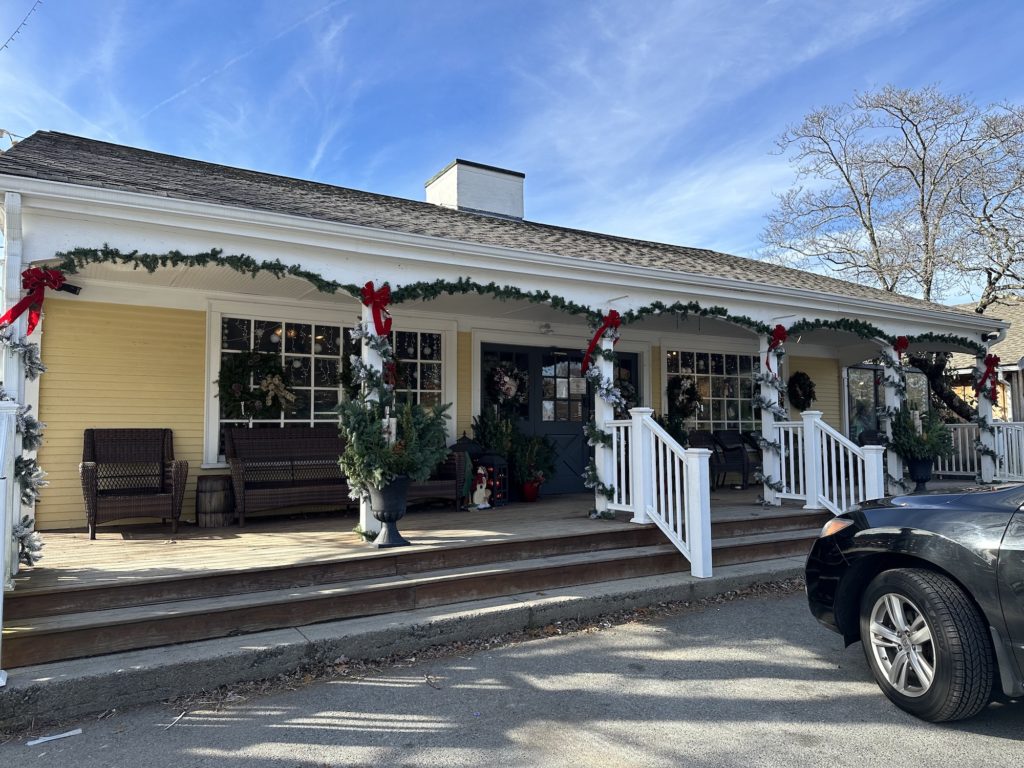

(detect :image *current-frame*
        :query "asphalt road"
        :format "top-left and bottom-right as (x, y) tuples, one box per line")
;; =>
(4, 592), (1021, 767)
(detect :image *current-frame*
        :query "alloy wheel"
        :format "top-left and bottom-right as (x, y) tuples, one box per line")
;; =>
(868, 593), (936, 698)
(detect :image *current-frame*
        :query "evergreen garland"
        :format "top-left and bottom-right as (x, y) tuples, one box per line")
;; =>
(619, 300), (772, 335)
(0, 330), (46, 380)
(582, 457), (616, 500)
(16, 405), (45, 451)
(584, 419), (613, 448)
(12, 515), (43, 566)
(753, 471), (784, 493)
(14, 455), (47, 505)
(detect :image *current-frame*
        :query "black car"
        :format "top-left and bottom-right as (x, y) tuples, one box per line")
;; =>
(806, 484), (1024, 722)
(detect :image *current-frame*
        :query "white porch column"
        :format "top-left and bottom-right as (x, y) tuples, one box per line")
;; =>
(593, 337), (615, 515)
(977, 353), (997, 483)
(881, 357), (904, 495)
(358, 304), (385, 535)
(758, 335), (782, 505)
(2, 193), (25, 583)
(629, 407), (654, 524)
(801, 410), (824, 510)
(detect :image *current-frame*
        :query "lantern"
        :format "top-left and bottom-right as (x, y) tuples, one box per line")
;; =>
(476, 450), (509, 507)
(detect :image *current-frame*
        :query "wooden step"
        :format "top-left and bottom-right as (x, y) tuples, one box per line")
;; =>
(5, 525), (666, 620)
(1, 544), (688, 668)
(711, 509), (830, 539)
(712, 529), (820, 566)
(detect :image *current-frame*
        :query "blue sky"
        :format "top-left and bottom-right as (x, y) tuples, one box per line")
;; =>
(1, 0), (1023, 269)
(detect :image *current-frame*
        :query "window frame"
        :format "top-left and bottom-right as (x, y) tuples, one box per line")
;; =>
(203, 299), (455, 467)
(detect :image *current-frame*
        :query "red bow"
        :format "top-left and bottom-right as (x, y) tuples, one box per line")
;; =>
(0, 267), (65, 336)
(765, 324), (788, 373)
(360, 281), (392, 336)
(893, 336), (909, 362)
(975, 353), (1001, 405)
(582, 310), (622, 374)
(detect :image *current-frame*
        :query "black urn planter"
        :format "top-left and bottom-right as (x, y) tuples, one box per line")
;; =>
(906, 458), (934, 493)
(368, 475), (411, 548)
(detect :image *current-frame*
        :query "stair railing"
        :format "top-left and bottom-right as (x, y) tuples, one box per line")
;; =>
(605, 407), (712, 578)
(773, 410), (885, 516)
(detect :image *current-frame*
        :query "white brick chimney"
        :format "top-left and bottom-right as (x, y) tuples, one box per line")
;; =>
(425, 159), (525, 219)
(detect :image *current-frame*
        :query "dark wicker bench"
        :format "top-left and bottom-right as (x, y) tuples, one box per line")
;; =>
(225, 426), (465, 526)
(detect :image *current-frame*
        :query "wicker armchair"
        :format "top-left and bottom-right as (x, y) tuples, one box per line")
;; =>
(80, 428), (188, 539)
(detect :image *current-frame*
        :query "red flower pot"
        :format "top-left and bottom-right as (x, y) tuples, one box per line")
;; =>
(521, 481), (541, 502)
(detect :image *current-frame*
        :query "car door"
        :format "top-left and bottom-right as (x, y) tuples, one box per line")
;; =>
(998, 510), (1024, 676)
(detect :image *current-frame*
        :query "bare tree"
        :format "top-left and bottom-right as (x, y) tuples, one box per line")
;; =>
(763, 87), (1024, 420)
(763, 86), (1024, 305)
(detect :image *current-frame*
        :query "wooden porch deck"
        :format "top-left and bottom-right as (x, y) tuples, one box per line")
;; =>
(15, 488), (777, 593)
(3, 488), (829, 668)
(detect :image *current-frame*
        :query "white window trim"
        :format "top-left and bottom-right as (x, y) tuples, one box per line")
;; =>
(203, 299), (457, 467)
(469, 329), (652, 422)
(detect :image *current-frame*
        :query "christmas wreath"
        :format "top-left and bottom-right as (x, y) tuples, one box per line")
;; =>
(786, 371), (817, 412)
(487, 364), (528, 408)
(216, 352), (297, 419)
(666, 376), (703, 420)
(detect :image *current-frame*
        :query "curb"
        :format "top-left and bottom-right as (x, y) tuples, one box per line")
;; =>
(0, 556), (804, 730)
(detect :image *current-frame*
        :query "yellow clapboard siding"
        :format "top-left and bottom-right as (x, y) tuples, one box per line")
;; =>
(456, 331), (473, 436)
(787, 355), (843, 429)
(35, 299), (209, 530)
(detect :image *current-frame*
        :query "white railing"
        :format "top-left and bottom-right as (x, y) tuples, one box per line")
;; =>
(993, 422), (1024, 481)
(774, 421), (806, 501)
(773, 411), (885, 516)
(607, 419), (633, 512)
(605, 408), (712, 578)
(934, 423), (980, 478)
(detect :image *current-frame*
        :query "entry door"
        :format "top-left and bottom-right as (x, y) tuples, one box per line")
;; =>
(481, 344), (640, 495)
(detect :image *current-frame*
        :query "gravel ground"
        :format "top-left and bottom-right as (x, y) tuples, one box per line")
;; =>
(1, 584), (1021, 767)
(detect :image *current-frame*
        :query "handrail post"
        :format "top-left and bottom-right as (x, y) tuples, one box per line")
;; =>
(629, 407), (654, 523)
(0, 400), (19, 688)
(684, 447), (712, 578)
(801, 410), (824, 510)
(593, 337), (616, 514)
(757, 336), (782, 505)
(976, 353), (997, 483)
(862, 445), (886, 502)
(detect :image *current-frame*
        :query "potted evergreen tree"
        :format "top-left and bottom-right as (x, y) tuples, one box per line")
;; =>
(889, 408), (955, 492)
(337, 334), (451, 547)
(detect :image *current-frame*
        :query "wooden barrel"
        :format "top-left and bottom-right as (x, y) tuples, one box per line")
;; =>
(196, 475), (235, 528)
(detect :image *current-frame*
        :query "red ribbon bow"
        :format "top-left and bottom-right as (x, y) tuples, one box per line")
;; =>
(975, 353), (1001, 405)
(360, 281), (392, 336)
(582, 310), (622, 374)
(0, 267), (65, 336)
(893, 336), (909, 362)
(765, 324), (788, 373)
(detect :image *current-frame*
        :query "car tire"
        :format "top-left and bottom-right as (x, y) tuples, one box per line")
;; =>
(859, 568), (993, 722)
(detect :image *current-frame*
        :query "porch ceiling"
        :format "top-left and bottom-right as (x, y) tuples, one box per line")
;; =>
(397, 293), (592, 325)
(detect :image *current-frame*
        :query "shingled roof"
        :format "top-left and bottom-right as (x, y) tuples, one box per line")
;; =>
(0, 131), (985, 319)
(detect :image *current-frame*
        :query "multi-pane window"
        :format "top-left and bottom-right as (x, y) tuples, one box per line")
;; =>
(218, 317), (442, 455)
(392, 330), (444, 406)
(665, 350), (761, 433)
(541, 351), (588, 422)
(219, 317), (351, 437)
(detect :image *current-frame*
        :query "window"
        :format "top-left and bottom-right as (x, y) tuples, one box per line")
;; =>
(215, 316), (443, 458)
(665, 350), (761, 433)
(846, 365), (930, 443)
(392, 330), (444, 407)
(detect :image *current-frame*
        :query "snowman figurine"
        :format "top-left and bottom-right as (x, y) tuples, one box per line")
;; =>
(471, 466), (492, 509)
